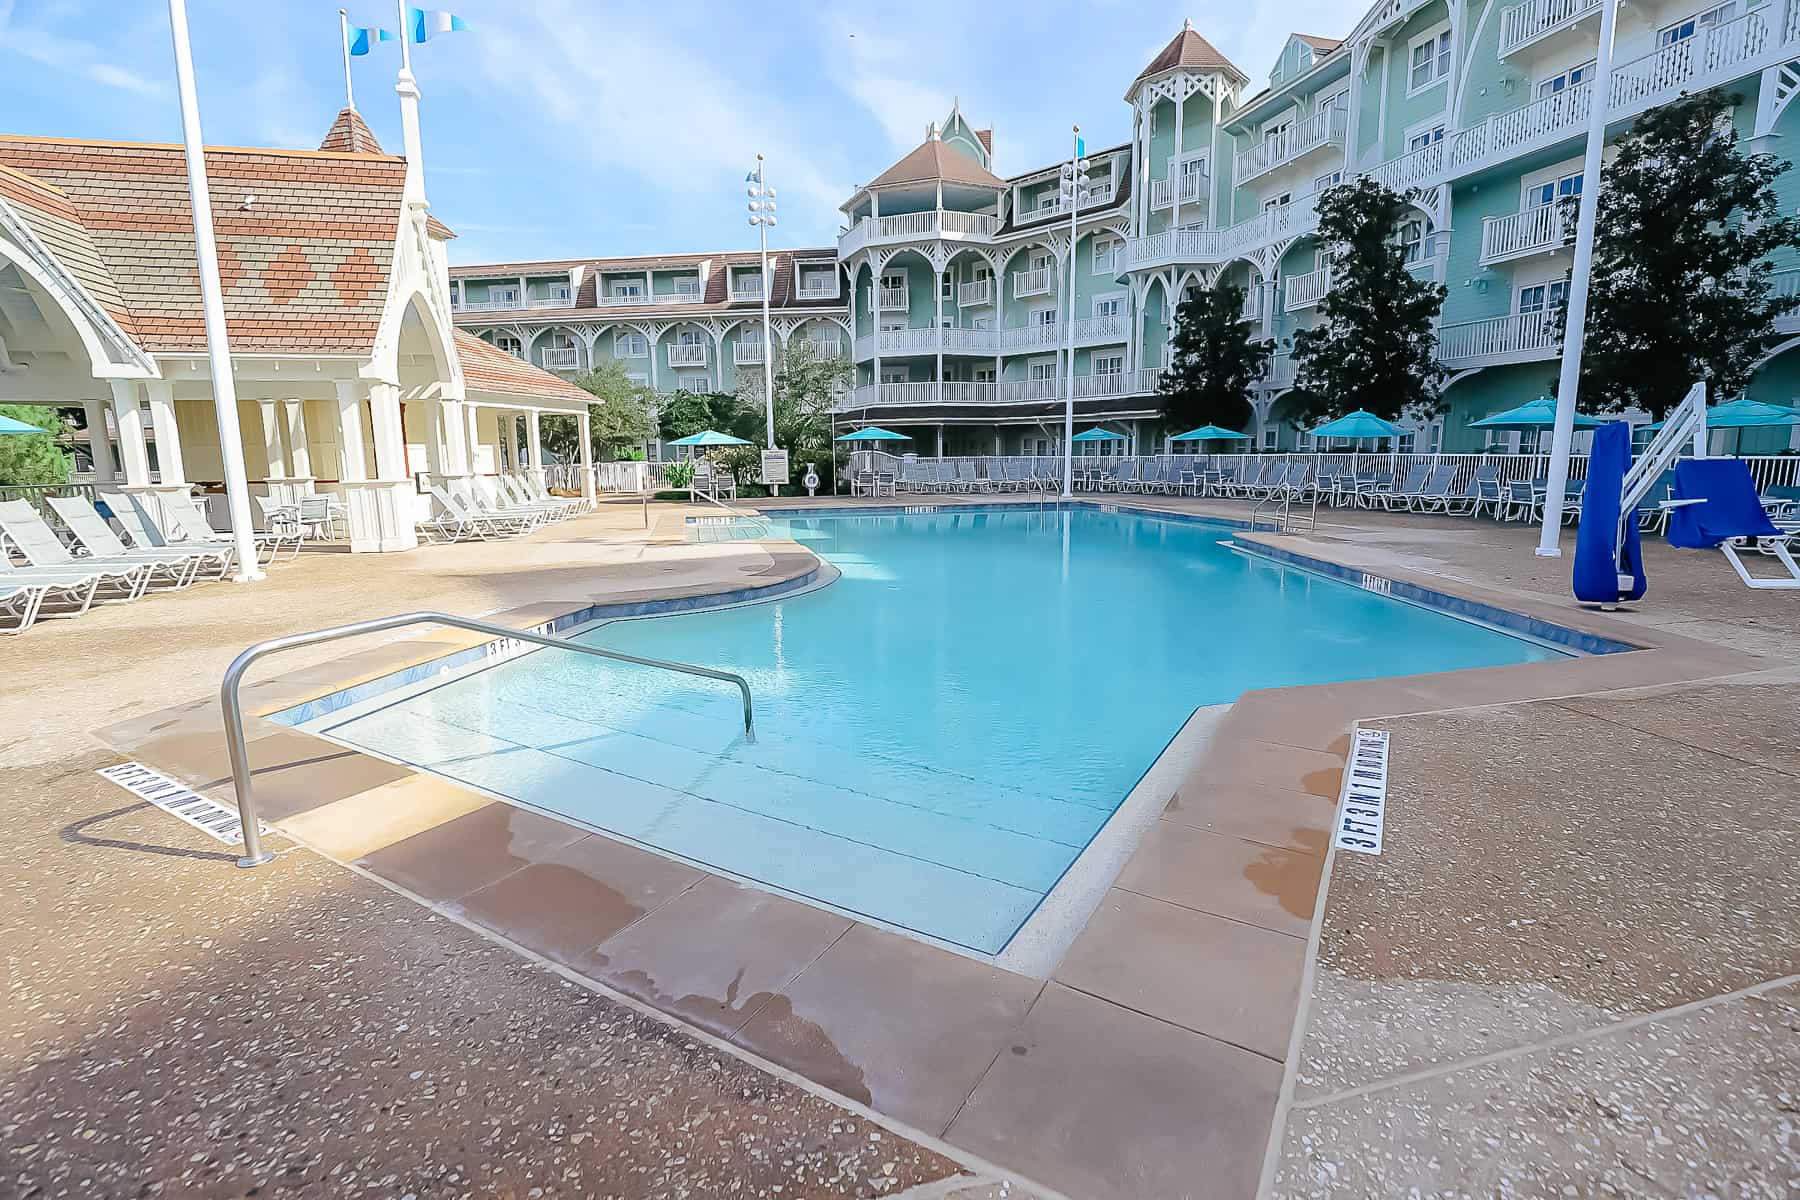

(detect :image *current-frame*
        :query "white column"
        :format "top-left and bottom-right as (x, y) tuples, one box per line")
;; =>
(108, 380), (151, 487)
(1172, 93), (1185, 230)
(346, 379), (418, 553)
(144, 380), (185, 485)
(82, 398), (116, 484)
(934, 261), (945, 398)
(464, 403), (482, 474)
(441, 399), (471, 480)
(526, 409), (544, 485)
(282, 398), (312, 488)
(503, 409), (521, 471)
(369, 382), (407, 480)
(577, 409), (596, 504)
(333, 378), (367, 482)
(257, 398), (287, 479)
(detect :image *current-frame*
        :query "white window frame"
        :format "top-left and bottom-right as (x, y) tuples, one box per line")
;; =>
(492, 333), (523, 357)
(1314, 169), (1344, 193)
(1092, 353), (1125, 376)
(1092, 293), (1125, 319)
(972, 366), (996, 384)
(1030, 305), (1057, 328)
(1520, 157), (1585, 208)
(626, 373), (649, 388)
(940, 273), (955, 299)
(1262, 192), (1293, 213)
(1405, 118), (1448, 153)
(1535, 59), (1596, 100)
(488, 285), (520, 306)
(1092, 236), (1120, 274)
(1660, 2), (1735, 46)
(1516, 279), (1568, 314)
(1027, 357), (1057, 382)
(609, 280), (643, 301)
(671, 276), (701, 298)
(615, 330), (648, 358)
(881, 367), (908, 384)
(880, 317), (906, 333)
(1407, 22), (1453, 95)
(880, 271), (907, 293)
(676, 375), (709, 394)
(545, 283), (572, 303)
(1029, 251), (1053, 273)
(676, 327), (706, 347)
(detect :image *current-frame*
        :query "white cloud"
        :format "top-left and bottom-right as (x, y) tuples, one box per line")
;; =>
(470, 0), (852, 243)
(0, 1), (167, 97)
(821, 13), (952, 160)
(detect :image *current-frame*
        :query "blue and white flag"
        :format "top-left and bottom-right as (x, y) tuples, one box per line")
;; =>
(406, 7), (470, 42)
(346, 24), (396, 56)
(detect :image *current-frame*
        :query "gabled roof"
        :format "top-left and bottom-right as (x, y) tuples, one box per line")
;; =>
(1294, 33), (1344, 53)
(1130, 20), (1249, 95)
(319, 107), (385, 155)
(449, 249), (844, 320)
(455, 328), (593, 407)
(0, 135), (407, 356)
(866, 137), (1006, 191)
(0, 162), (138, 341)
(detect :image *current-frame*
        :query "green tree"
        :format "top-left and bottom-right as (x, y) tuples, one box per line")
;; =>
(1158, 279), (1268, 434)
(734, 339), (854, 474)
(657, 390), (721, 442)
(0, 404), (71, 486)
(1290, 178), (1448, 424)
(574, 360), (655, 457)
(1557, 88), (1800, 419)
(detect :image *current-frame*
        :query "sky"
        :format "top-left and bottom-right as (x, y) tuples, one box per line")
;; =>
(0, 0), (1370, 266)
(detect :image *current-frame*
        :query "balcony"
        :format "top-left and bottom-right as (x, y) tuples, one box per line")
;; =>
(1259, 352), (1296, 391)
(1127, 197), (1320, 272)
(525, 292), (573, 309)
(1365, 138), (1446, 193)
(877, 285), (908, 309)
(797, 276), (840, 300)
(667, 343), (709, 367)
(607, 288), (703, 307)
(734, 341), (765, 365)
(540, 347), (581, 370)
(457, 296), (521, 312)
(837, 209), (1002, 256)
(838, 369), (1162, 412)
(1150, 173), (1208, 210)
(1235, 106), (1348, 185)
(1480, 204), (1570, 265)
(1284, 267), (1331, 311)
(1000, 322), (1062, 353)
(1071, 314), (1128, 344)
(1499, 0), (1602, 57)
(1014, 267), (1054, 299)
(1438, 311), (1562, 367)
(1240, 286), (1266, 323)
(958, 278), (995, 307)
(1074, 368), (1161, 399)
(730, 282), (766, 302)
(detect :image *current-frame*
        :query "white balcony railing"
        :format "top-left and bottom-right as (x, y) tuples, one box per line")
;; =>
(1236, 106), (1348, 184)
(1261, 352), (1296, 390)
(458, 296), (520, 312)
(1020, 198), (1068, 223)
(1480, 204), (1570, 265)
(837, 209), (1002, 256)
(998, 378), (1060, 403)
(1127, 195), (1320, 271)
(1365, 138), (1446, 193)
(1014, 267), (1054, 298)
(839, 368), (1162, 412)
(958, 278), (995, 307)
(1438, 311), (1562, 365)
(1150, 173), (1209, 210)
(730, 283), (765, 302)
(797, 278), (840, 300)
(526, 293), (573, 309)
(1071, 314), (1129, 344)
(1000, 322), (1063, 353)
(667, 343), (709, 367)
(734, 341), (765, 365)
(606, 291), (654, 306)
(1073, 368), (1161, 399)
(1284, 267), (1331, 311)
(1499, 0), (1602, 56)
(941, 326), (1000, 354)
(539, 347), (581, 370)
(1240, 286), (1266, 323)
(877, 286), (908, 309)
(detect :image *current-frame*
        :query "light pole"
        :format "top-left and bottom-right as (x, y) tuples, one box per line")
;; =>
(1059, 127), (1090, 499)
(747, 157), (777, 451)
(167, 0), (261, 581)
(1538, 0), (1618, 556)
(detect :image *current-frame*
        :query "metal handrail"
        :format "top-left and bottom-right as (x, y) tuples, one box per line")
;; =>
(221, 610), (757, 868)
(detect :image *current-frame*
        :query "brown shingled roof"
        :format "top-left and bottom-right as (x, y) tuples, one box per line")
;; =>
(426, 214), (456, 240)
(455, 328), (593, 406)
(0, 163), (138, 340)
(1131, 21), (1249, 92)
(867, 137), (1005, 190)
(0, 134), (406, 355)
(319, 107), (385, 155)
(1295, 33), (1344, 54)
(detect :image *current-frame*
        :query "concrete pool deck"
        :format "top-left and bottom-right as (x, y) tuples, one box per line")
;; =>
(4, 493), (1795, 1198)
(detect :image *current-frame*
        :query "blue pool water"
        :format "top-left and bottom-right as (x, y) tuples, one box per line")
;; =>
(310, 508), (1561, 953)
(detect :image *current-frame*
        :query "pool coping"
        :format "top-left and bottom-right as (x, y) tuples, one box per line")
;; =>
(90, 499), (1767, 1200)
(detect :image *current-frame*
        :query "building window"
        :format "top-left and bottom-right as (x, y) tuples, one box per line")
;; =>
(1028, 359), (1056, 382)
(881, 368), (907, 384)
(1525, 170), (1582, 208)
(677, 375), (709, 393)
(492, 334), (523, 357)
(1032, 307), (1057, 327)
(545, 283), (571, 303)
(1536, 61), (1595, 99)
(1314, 170), (1344, 193)
(1093, 295), (1124, 318)
(488, 286), (520, 307)
(941, 274), (954, 300)
(672, 278), (701, 298)
(1409, 25), (1452, 92)
(615, 331), (648, 357)
(880, 318), (906, 333)
(1092, 237), (1119, 273)
(973, 366), (996, 384)
(1400, 219), (1431, 263)
(610, 281), (642, 301)
(1407, 124), (1447, 153)
(1517, 280), (1568, 313)
(1093, 354), (1125, 376)
(1661, 3), (1735, 46)
(1262, 192), (1293, 213)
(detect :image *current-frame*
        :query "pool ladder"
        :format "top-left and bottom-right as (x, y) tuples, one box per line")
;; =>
(218, 611), (756, 868)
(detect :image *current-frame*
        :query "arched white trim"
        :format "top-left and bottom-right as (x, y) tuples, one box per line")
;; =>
(0, 206), (154, 378)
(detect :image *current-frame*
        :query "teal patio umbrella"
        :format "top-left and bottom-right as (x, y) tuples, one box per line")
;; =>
(1468, 396), (1602, 431)
(1168, 424), (1249, 443)
(0, 414), (49, 435)
(834, 427), (912, 442)
(1309, 410), (1403, 441)
(1070, 427), (1127, 442)
(666, 429), (752, 446)
(1643, 399), (1800, 453)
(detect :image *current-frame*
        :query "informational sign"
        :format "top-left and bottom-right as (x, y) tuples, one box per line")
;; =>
(1333, 728), (1391, 855)
(760, 449), (790, 486)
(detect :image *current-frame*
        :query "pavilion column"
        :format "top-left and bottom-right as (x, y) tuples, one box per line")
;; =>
(439, 398), (472, 499)
(144, 381), (185, 487)
(337, 380), (418, 553)
(281, 398), (314, 500)
(464, 403), (482, 475)
(577, 409), (596, 504)
(526, 409), (545, 487)
(82, 397), (116, 484)
(503, 410), (522, 472)
(108, 380), (151, 488)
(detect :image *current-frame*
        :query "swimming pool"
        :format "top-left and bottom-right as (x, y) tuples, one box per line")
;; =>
(299, 508), (1562, 954)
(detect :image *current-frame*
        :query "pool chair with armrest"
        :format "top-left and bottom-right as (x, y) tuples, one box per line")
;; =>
(0, 499), (155, 600)
(478, 476), (562, 524)
(500, 475), (579, 520)
(428, 485), (524, 538)
(160, 493), (297, 564)
(1380, 464), (1433, 510)
(466, 480), (551, 530)
(46, 495), (230, 586)
(952, 460), (986, 492)
(1666, 458), (1800, 589)
(417, 487), (491, 543)
(1406, 467), (1463, 513)
(0, 557), (107, 631)
(1465, 466), (1505, 519)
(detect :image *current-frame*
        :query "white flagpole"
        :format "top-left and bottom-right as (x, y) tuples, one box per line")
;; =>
(1061, 125), (1080, 500)
(1538, 0), (1617, 556)
(166, 0), (262, 582)
(339, 9), (355, 110)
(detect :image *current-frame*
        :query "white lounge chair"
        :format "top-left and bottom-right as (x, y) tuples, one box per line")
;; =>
(153, 493), (295, 563)
(0, 499), (155, 600)
(47, 495), (229, 586)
